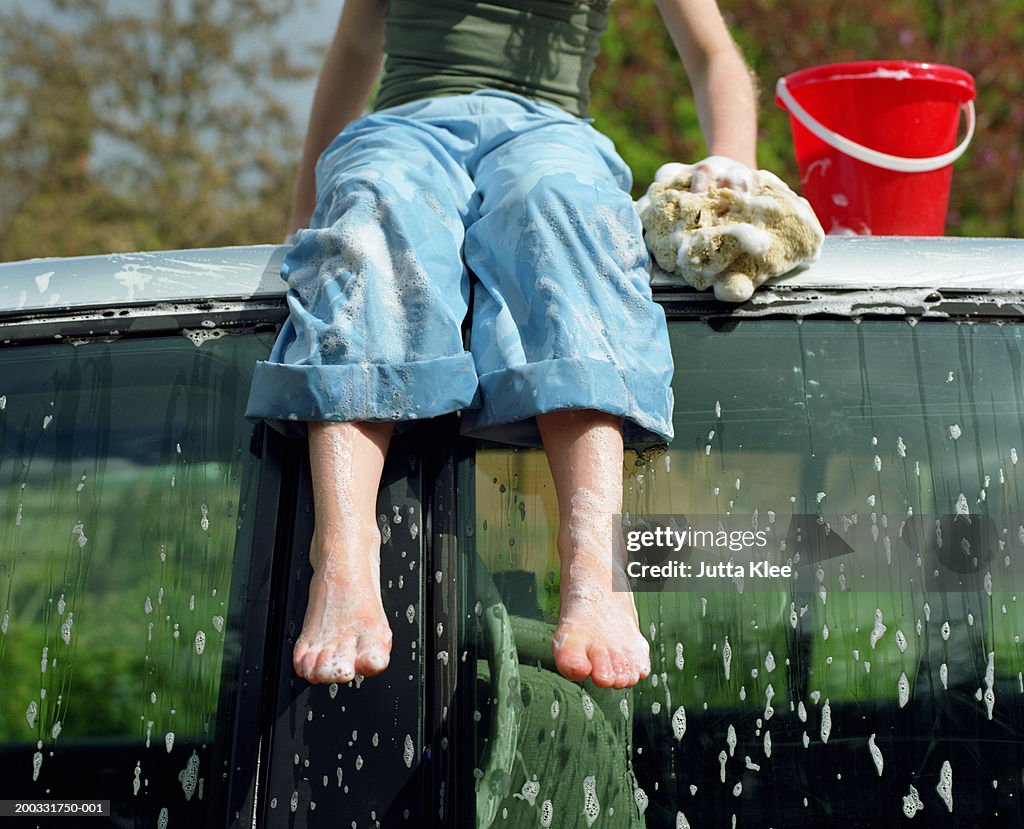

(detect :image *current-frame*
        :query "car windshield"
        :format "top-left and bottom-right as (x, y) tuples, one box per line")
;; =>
(0, 332), (274, 826)
(468, 317), (1024, 827)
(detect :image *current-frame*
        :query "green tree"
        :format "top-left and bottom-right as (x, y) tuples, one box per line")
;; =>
(0, 0), (318, 261)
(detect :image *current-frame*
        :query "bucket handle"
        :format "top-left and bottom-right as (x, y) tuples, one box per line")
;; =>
(776, 76), (976, 173)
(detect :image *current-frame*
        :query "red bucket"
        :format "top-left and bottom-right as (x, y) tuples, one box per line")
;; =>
(775, 61), (976, 235)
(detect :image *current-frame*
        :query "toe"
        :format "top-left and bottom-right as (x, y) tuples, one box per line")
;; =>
(553, 634), (593, 683)
(316, 652), (356, 685)
(588, 648), (616, 688)
(356, 648), (389, 676)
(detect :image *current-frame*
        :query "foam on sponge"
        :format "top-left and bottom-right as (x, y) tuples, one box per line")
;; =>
(636, 161), (825, 302)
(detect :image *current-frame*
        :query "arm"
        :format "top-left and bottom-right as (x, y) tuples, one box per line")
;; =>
(286, 0), (387, 236)
(654, 0), (758, 168)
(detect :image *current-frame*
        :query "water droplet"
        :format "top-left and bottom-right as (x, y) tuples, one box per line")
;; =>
(60, 613), (73, 645)
(867, 734), (883, 776)
(583, 775), (601, 826)
(671, 706), (686, 741)
(820, 699), (832, 743)
(870, 609), (886, 649)
(515, 780), (540, 806)
(902, 785), (923, 818)
(936, 760), (953, 812)
(631, 787), (649, 816)
(179, 750), (199, 800)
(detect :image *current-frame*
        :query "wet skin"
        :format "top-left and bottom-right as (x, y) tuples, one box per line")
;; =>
(293, 411), (650, 689)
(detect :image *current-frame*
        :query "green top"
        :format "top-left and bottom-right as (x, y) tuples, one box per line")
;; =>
(374, 0), (612, 118)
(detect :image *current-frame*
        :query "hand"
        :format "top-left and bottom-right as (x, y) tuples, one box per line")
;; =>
(689, 155), (761, 193)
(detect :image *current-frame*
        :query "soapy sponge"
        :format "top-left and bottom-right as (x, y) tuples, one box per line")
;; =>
(636, 161), (825, 302)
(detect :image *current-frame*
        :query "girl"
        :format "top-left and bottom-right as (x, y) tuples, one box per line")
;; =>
(246, 0), (757, 690)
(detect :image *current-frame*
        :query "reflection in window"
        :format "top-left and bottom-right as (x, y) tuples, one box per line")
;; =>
(0, 333), (273, 825)
(469, 320), (1024, 827)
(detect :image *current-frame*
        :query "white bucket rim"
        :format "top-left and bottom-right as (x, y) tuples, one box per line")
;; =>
(776, 76), (976, 174)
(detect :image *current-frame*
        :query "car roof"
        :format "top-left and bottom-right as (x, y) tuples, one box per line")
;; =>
(1, 237), (1022, 317)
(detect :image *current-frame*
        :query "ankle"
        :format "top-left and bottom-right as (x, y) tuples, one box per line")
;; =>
(310, 523), (381, 567)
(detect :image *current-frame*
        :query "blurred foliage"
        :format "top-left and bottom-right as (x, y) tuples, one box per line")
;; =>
(591, 0), (1024, 236)
(0, 0), (1021, 260)
(0, 0), (317, 261)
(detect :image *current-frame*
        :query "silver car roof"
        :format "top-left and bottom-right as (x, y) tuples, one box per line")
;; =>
(1, 237), (1022, 316)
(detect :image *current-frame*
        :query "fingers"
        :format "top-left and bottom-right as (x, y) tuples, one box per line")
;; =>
(690, 155), (761, 193)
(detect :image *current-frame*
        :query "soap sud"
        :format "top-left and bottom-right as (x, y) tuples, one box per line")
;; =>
(182, 328), (227, 347)
(936, 760), (953, 812)
(179, 750), (199, 800)
(902, 785), (924, 818)
(634, 788), (649, 816)
(898, 672), (910, 708)
(868, 734), (884, 776)
(583, 775), (600, 826)
(820, 699), (832, 743)
(870, 609), (887, 649)
(513, 780), (540, 806)
(638, 162), (824, 302)
(671, 705), (686, 740)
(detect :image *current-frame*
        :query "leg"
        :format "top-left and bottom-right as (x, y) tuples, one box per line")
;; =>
(536, 409), (651, 689)
(461, 113), (674, 448)
(293, 420), (395, 684)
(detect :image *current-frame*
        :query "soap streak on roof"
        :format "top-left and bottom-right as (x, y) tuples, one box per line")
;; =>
(1, 237), (1023, 317)
(0, 246), (286, 315)
(651, 236), (1024, 292)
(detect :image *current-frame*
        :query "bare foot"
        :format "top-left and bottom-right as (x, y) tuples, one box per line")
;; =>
(292, 525), (393, 684)
(552, 552), (651, 689)
(551, 490), (651, 689)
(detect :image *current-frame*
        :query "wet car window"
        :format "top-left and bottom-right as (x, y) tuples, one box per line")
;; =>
(0, 332), (274, 826)
(468, 319), (1024, 827)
